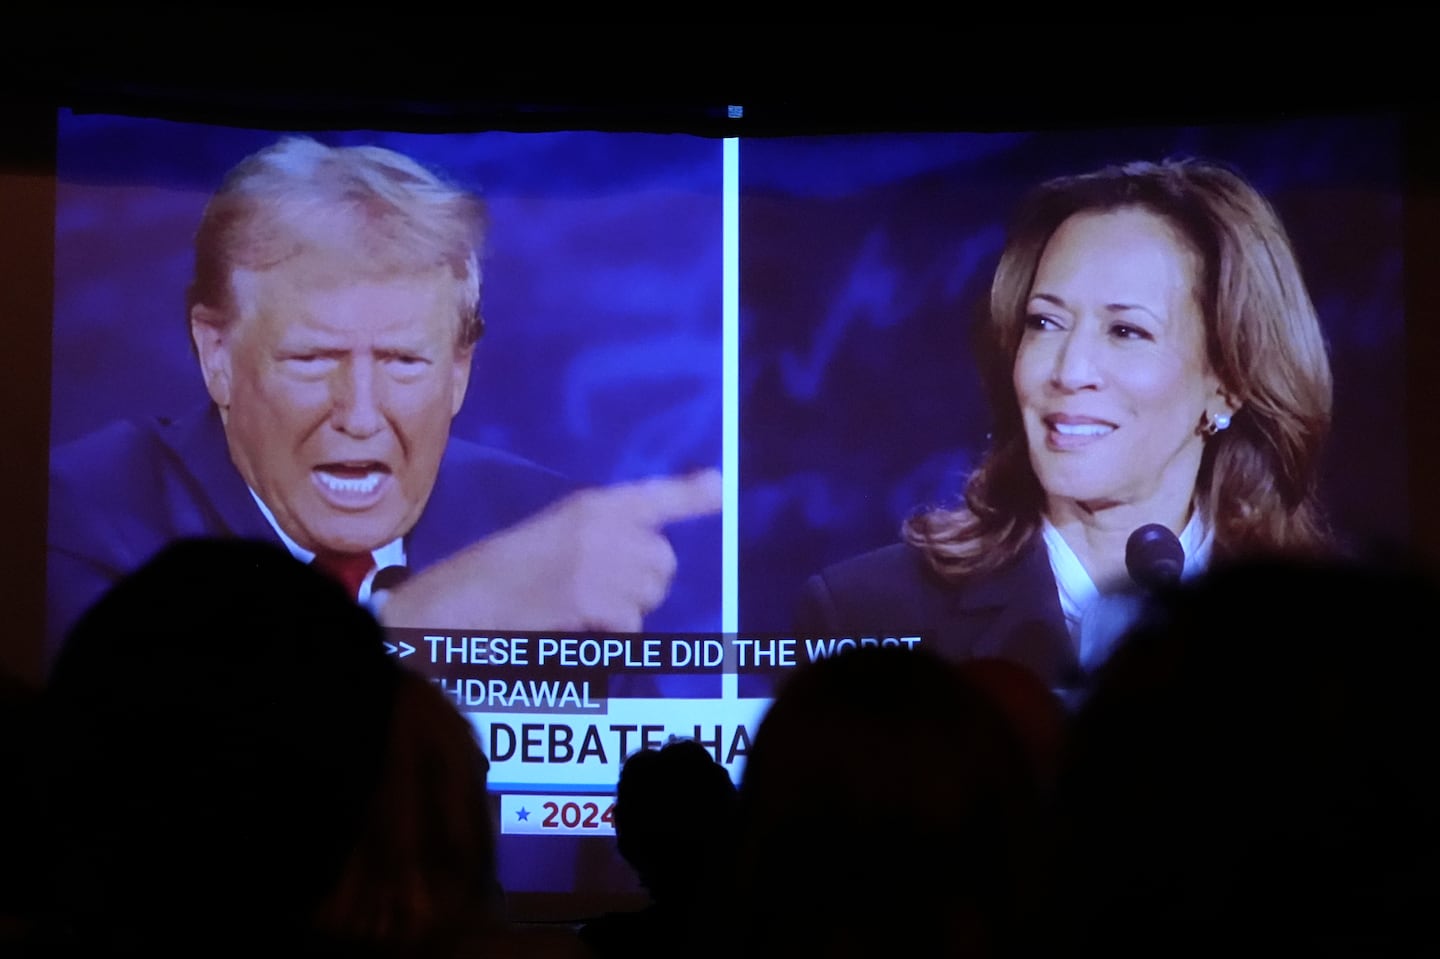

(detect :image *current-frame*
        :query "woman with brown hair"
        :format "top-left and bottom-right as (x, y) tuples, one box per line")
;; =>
(315, 666), (589, 958)
(796, 158), (1335, 694)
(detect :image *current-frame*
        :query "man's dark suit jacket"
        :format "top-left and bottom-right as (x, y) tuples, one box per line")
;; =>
(794, 534), (1084, 694)
(46, 406), (575, 667)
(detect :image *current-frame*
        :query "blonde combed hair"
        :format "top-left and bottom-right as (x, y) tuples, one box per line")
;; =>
(188, 136), (487, 348)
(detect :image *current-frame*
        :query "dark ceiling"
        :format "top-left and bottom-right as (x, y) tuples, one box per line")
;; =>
(3, 16), (1431, 137)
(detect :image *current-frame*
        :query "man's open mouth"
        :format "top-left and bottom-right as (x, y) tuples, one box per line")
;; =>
(314, 463), (390, 496)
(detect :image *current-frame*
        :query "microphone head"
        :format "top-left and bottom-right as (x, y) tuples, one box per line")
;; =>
(1125, 524), (1185, 589)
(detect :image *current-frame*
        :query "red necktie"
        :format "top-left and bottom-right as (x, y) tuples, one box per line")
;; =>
(311, 551), (376, 601)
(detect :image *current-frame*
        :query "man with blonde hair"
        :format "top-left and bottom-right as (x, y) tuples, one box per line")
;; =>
(46, 136), (721, 663)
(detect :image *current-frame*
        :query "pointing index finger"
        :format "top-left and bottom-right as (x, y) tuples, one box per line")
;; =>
(612, 468), (724, 528)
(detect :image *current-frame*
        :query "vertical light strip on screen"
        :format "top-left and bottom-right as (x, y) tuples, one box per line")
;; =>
(722, 137), (739, 646)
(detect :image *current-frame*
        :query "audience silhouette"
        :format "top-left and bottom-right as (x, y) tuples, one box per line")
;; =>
(1051, 555), (1440, 957)
(578, 737), (741, 959)
(316, 663), (587, 958)
(29, 538), (400, 950)
(21, 536), (1440, 957)
(32, 537), (400, 955)
(28, 536), (589, 957)
(1, 666), (43, 951)
(735, 644), (1049, 958)
(312, 665), (505, 955)
(954, 657), (1068, 792)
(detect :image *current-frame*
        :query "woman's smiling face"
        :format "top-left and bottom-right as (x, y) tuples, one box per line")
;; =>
(1012, 206), (1232, 523)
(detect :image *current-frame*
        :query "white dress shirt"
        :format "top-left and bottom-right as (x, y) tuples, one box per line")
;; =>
(1043, 510), (1211, 672)
(247, 488), (406, 604)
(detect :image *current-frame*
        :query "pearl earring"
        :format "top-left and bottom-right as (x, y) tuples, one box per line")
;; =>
(1206, 411), (1231, 436)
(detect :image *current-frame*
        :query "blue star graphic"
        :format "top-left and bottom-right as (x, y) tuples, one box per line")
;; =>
(516, 807), (531, 822)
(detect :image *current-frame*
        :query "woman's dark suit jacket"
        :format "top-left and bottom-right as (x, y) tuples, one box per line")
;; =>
(794, 532), (1084, 694)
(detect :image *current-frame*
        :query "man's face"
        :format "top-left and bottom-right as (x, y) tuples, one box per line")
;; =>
(193, 264), (472, 554)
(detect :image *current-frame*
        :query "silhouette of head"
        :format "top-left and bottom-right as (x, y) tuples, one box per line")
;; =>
(315, 665), (502, 952)
(737, 645), (1044, 958)
(612, 737), (739, 904)
(1057, 556), (1440, 956)
(38, 537), (399, 949)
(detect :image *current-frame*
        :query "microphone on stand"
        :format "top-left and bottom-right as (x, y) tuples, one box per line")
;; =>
(1078, 525), (1187, 680)
(1125, 523), (1185, 590)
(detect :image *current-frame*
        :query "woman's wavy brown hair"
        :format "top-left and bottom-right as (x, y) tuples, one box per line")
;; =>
(313, 667), (503, 954)
(904, 158), (1335, 580)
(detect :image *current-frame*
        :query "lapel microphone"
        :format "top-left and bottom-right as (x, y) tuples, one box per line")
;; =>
(371, 565), (411, 593)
